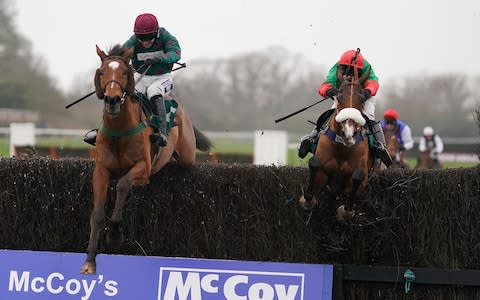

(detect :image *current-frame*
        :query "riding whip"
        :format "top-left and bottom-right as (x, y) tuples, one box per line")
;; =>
(65, 62), (186, 109)
(274, 97), (330, 123)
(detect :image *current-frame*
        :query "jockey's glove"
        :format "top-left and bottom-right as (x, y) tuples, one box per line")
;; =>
(362, 89), (372, 101)
(326, 88), (338, 98)
(145, 57), (162, 65)
(399, 145), (406, 151)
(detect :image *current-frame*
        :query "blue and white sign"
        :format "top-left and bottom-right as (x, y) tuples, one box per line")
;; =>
(0, 250), (333, 300)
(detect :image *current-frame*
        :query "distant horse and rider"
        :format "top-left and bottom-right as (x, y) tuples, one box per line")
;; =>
(80, 45), (212, 274)
(383, 128), (410, 169)
(298, 64), (381, 222)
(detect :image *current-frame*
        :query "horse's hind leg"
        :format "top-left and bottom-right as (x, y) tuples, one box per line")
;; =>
(173, 105), (196, 168)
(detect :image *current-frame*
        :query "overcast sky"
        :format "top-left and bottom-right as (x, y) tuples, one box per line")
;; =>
(13, 0), (480, 93)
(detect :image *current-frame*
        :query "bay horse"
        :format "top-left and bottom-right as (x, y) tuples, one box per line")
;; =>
(80, 45), (212, 274)
(299, 68), (375, 221)
(384, 128), (410, 169)
(416, 148), (435, 170)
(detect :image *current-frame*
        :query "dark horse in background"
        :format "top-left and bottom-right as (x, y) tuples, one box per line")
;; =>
(299, 68), (377, 221)
(384, 128), (410, 169)
(80, 45), (212, 274)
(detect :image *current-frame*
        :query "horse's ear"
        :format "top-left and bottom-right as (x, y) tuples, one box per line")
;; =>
(94, 68), (104, 99)
(358, 67), (371, 85)
(123, 47), (135, 61)
(96, 44), (107, 61)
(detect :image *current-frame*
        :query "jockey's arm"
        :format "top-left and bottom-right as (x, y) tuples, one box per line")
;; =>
(434, 135), (444, 153)
(418, 137), (427, 152)
(401, 126), (414, 150)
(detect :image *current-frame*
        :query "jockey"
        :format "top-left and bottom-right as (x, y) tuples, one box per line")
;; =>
(418, 126), (444, 168)
(298, 49), (393, 167)
(84, 13), (181, 147)
(380, 108), (414, 153)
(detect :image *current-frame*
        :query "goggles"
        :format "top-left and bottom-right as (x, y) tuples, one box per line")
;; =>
(385, 119), (397, 126)
(137, 33), (156, 42)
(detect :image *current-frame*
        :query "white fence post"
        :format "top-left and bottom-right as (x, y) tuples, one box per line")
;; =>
(253, 130), (288, 166)
(9, 122), (35, 157)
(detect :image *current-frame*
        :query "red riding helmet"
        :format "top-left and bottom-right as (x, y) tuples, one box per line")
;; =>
(339, 50), (364, 69)
(134, 13), (159, 35)
(384, 109), (399, 121)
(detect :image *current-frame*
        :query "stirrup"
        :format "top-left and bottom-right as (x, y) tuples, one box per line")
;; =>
(83, 129), (98, 146)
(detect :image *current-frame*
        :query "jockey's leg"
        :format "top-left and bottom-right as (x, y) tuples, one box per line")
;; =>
(84, 128), (98, 146)
(371, 121), (393, 167)
(298, 109), (334, 159)
(146, 74), (173, 148)
(150, 95), (168, 147)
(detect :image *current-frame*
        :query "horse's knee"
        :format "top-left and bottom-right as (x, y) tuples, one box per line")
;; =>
(90, 209), (105, 226)
(116, 178), (132, 196)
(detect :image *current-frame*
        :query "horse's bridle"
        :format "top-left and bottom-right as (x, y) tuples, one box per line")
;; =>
(101, 56), (130, 103)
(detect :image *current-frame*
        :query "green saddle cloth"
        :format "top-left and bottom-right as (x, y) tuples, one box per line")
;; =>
(135, 92), (178, 133)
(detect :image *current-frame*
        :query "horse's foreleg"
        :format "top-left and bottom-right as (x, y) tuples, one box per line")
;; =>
(299, 156), (325, 210)
(346, 169), (365, 211)
(107, 161), (149, 247)
(81, 166), (110, 274)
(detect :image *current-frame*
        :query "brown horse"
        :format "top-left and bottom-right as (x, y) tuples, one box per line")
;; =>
(384, 128), (410, 169)
(416, 148), (435, 170)
(80, 45), (212, 274)
(299, 68), (375, 221)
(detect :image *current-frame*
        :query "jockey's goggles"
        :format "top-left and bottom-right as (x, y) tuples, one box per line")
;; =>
(137, 33), (156, 42)
(385, 119), (397, 126)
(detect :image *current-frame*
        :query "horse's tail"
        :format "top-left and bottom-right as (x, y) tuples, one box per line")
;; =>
(194, 126), (213, 152)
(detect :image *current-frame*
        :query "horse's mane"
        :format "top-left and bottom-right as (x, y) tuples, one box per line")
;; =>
(107, 44), (126, 57)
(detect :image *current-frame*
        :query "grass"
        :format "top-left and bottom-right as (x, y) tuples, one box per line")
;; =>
(1, 138), (477, 169)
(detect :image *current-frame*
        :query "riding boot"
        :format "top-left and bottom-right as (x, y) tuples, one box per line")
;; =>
(298, 127), (319, 158)
(371, 121), (393, 167)
(298, 109), (335, 159)
(150, 95), (168, 147)
(83, 129), (98, 146)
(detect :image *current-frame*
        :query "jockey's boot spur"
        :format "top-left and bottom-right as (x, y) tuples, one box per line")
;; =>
(150, 95), (168, 147)
(298, 127), (318, 159)
(83, 129), (98, 146)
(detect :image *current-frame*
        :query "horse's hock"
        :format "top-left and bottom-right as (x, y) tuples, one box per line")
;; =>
(1, 158), (480, 295)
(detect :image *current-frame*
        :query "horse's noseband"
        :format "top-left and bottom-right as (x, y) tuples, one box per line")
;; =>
(103, 79), (127, 104)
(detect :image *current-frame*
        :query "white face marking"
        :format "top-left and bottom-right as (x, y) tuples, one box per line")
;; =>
(108, 61), (120, 70)
(107, 61), (120, 90)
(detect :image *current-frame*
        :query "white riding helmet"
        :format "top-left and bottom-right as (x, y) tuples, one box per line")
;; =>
(423, 126), (434, 136)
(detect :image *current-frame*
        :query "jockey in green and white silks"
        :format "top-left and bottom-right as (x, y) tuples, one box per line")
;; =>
(123, 13), (181, 147)
(84, 13), (181, 148)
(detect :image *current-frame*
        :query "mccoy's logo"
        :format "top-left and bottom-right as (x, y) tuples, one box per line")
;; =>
(157, 267), (304, 300)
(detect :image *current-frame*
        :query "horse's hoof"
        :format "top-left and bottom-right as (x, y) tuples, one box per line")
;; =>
(299, 195), (317, 211)
(80, 261), (96, 274)
(336, 205), (355, 222)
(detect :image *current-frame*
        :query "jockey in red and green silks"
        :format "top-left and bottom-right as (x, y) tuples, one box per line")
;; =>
(298, 49), (392, 167)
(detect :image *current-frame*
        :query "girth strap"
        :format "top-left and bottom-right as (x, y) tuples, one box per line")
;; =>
(100, 120), (148, 137)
